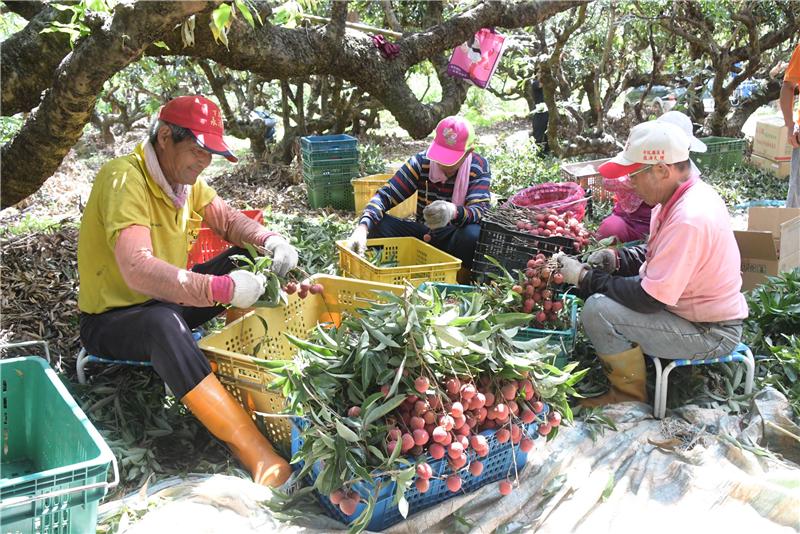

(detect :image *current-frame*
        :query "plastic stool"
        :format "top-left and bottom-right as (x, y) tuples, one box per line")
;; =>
(649, 343), (755, 419)
(76, 330), (204, 390)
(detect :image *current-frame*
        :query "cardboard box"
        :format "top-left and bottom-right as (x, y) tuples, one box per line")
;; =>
(749, 153), (791, 179)
(734, 206), (800, 291)
(752, 117), (793, 161)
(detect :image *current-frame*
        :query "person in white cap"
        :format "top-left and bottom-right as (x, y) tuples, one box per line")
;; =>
(596, 111), (706, 244)
(555, 121), (748, 407)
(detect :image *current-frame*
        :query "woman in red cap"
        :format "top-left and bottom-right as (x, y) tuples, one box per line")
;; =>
(77, 95), (296, 488)
(347, 116), (491, 281)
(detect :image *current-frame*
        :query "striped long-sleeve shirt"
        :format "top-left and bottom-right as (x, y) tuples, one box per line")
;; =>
(359, 152), (491, 231)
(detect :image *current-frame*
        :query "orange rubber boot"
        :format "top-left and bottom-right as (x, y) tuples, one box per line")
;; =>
(182, 373), (291, 487)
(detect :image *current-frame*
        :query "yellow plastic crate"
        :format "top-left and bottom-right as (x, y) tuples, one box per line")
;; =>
(352, 174), (419, 218)
(198, 274), (404, 453)
(336, 237), (461, 287)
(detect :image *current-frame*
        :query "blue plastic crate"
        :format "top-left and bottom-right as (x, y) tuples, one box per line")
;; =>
(300, 134), (358, 155)
(292, 407), (546, 531)
(419, 283), (578, 365)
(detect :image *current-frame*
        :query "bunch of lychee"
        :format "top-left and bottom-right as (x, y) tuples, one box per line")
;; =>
(511, 254), (568, 327)
(283, 281), (324, 299)
(328, 373), (562, 515)
(513, 209), (591, 252)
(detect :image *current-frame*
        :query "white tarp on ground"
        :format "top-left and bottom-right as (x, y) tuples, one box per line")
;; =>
(102, 388), (800, 534)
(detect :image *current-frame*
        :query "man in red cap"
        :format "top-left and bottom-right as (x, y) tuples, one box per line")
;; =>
(77, 95), (296, 487)
(555, 121), (747, 407)
(347, 116), (491, 280)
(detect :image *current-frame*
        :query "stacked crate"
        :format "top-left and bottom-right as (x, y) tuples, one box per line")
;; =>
(750, 117), (793, 178)
(301, 134), (359, 210)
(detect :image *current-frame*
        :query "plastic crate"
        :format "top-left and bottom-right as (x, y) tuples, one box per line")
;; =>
(187, 209), (264, 268)
(291, 409), (546, 531)
(419, 283), (578, 365)
(336, 237), (461, 287)
(305, 176), (356, 211)
(560, 158), (613, 200)
(302, 149), (359, 167)
(352, 174), (419, 219)
(472, 219), (577, 283)
(198, 275), (405, 452)
(303, 160), (361, 183)
(300, 134), (358, 155)
(1, 357), (118, 534)
(693, 136), (745, 171)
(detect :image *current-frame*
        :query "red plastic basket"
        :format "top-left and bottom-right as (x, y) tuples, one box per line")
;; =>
(506, 182), (587, 221)
(186, 209), (263, 268)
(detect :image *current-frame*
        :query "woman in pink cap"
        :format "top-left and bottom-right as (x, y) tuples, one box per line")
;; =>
(347, 116), (491, 281)
(596, 111), (706, 243)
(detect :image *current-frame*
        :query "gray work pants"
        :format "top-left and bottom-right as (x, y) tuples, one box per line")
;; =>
(581, 294), (743, 359)
(787, 146), (800, 208)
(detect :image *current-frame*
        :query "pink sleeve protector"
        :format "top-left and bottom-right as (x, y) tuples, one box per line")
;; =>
(203, 196), (278, 247)
(115, 225), (219, 307)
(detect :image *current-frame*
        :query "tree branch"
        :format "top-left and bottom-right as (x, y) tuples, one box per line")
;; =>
(1, 3), (75, 115)
(1, 1), (215, 208)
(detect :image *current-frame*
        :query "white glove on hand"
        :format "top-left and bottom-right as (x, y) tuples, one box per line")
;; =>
(348, 225), (369, 255)
(261, 236), (298, 277)
(554, 252), (588, 286)
(423, 200), (457, 230)
(587, 249), (617, 273)
(228, 270), (266, 308)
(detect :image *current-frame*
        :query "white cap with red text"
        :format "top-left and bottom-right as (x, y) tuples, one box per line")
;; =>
(599, 122), (691, 178)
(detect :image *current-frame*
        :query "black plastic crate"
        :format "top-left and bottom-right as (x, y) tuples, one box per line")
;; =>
(471, 219), (577, 282)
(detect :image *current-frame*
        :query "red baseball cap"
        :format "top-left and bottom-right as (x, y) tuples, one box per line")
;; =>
(158, 95), (238, 162)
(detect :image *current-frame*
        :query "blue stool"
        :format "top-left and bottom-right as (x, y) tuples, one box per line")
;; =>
(76, 330), (204, 387)
(649, 343), (755, 419)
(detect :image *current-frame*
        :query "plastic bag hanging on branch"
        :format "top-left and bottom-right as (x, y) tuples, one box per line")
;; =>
(447, 28), (506, 89)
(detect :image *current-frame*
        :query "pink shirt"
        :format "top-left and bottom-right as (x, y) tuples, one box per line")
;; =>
(640, 178), (748, 323)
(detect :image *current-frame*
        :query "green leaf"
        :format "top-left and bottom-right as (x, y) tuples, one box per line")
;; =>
(363, 395), (406, 426)
(211, 3), (232, 31)
(235, 0), (256, 27)
(153, 41), (170, 50)
(336, 420), (360, 442)
(398, 495), (409, 518)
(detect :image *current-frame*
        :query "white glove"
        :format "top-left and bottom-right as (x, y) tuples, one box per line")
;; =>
(228, 270), (266, 308)
(347, 224), (369, 255)
(261, 236), (298, 277)
(587, 249), (617, 273)
(554, 252), (588, 286)
(423, 200), (457, 230)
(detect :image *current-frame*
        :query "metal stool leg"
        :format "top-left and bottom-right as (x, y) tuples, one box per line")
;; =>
(659, 361), (680, 420)
(651, 356), (663, 419)
(76, 348), (89, 384)
(743, 347), (755, 395)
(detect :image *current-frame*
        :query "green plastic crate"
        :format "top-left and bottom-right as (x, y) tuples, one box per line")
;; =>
(301, 148), (359, 166)
(0, 357), (118, 534)
(302, 160), (361, 185)
(305, 177), (355, 210)
(693, 137), (745, 171)
(418, 283), (578, 368)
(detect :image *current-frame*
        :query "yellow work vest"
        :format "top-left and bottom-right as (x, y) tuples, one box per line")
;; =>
(77, 143), (216, 314)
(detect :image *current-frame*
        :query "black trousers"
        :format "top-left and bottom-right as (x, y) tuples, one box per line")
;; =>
(79, 247), (246, 398)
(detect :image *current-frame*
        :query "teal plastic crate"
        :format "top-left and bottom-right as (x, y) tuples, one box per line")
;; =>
(693, 137), (745, 171)
(0, 357), (118, 534)
(419, 283), (578, 367)
(305, 177), (356, 211)
(302, 149), (359, 166)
